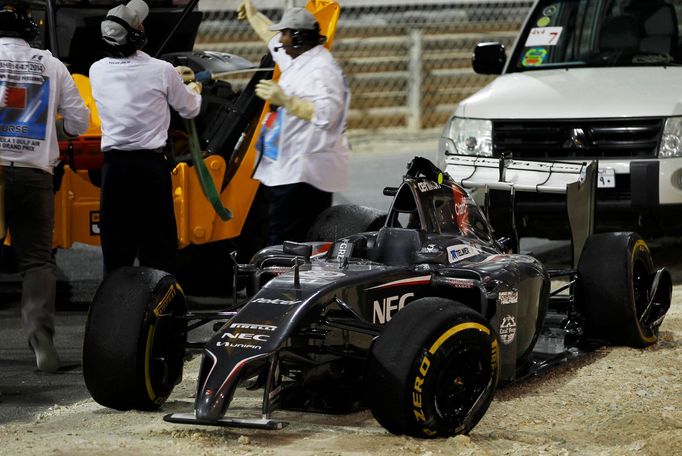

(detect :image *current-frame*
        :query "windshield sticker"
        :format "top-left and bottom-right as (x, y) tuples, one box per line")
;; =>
(536, 16), (550, 27)
(446, 244), (479, 263)
(525, 26), (563, 46)
(522, 48), (548, 67)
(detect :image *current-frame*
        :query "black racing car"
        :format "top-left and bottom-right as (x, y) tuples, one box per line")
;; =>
(81, 157), (672, 438)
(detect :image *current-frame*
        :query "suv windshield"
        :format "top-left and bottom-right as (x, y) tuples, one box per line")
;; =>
(508, 0), (682, 72)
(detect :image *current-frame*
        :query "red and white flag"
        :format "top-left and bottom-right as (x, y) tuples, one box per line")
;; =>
(0, 85), (27, 109)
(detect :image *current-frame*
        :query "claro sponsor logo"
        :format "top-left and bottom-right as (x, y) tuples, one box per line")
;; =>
(373, 292), (414, 324)
(454, 201), (467, 216)
(417, 181), (440, 192)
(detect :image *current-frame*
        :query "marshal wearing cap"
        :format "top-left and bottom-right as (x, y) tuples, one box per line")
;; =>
(101, 0), (149, 46)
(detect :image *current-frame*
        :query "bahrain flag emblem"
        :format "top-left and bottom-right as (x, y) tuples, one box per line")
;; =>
(0, 84), (27, 109)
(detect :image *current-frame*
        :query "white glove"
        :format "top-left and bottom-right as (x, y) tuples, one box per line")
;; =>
(255, 80), (314, 121)
(237, 0), (257, 21)
(175, 65), (195, 83)
(255, 79), (286, 106)
(186, 81), (202, 95)
(237, 0), (276, 43)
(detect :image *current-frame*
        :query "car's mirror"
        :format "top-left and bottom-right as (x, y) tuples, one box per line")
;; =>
(283, 241), (313, 261)
(472, 42), (506, 75)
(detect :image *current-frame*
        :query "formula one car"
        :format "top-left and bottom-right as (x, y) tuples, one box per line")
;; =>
(82, 157), (672, 438)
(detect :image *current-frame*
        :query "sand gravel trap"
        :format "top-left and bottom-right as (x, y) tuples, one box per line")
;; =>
(0, 287), (679, 456)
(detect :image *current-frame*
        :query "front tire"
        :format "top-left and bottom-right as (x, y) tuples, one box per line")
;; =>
(365, 297), (499, 438)
(577, 232), (671, 347)
(83, 267), (187, 410)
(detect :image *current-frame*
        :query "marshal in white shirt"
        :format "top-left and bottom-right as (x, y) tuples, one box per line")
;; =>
(254, 34), (350, 193)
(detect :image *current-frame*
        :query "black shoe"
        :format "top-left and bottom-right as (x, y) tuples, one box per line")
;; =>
(29, 330), (60, 373)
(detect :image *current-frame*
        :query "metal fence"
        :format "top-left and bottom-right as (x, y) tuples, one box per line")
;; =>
(195, 1), (534, 131)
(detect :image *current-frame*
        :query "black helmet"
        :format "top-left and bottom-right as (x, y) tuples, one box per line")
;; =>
(0, 0), (39, 41)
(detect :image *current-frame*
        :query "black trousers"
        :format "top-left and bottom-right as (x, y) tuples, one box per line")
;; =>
(266, 182), (332, 246)
(100, 151), (177, 275)
(1, 166), (57, 339)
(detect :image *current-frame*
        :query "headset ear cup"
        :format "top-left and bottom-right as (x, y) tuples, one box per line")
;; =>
(25, 17), (38, 40)
(291, 25), (321, 49)
(291, 30), (303, 49)
(102, 15), (147, 54)
(127, 28), (142, 44)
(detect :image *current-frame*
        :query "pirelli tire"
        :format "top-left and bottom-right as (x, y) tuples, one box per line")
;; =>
(307, 204), (387, 241)
(83, 267), (187, 411)
(577, 232), (671, 348)
(365, 297), (500, 438)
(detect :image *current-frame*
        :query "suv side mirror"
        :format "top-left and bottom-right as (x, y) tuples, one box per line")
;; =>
(472, 42), (506, 75)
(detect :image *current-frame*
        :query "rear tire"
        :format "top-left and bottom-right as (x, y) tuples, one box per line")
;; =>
(307, 205), (386, 241)
(83, 267), (187, 410)
(365, 297), (499, 438)
(577, 232), (670, 347)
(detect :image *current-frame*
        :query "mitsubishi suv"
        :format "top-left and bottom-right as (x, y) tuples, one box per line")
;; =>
(437, 0), (682, 238)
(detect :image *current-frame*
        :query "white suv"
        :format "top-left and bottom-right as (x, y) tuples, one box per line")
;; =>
(437, 0), (682, 238)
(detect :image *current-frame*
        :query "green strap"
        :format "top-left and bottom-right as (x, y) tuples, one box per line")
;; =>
(183, 118), (233, 221)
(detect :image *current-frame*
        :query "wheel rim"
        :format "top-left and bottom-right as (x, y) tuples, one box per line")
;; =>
(434, 345), (492, 426)
(633, 258), (653, 329)
(146, 307), (187, 398)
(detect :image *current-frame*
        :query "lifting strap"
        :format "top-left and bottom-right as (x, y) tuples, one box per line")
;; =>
(183, 118), (233, 221)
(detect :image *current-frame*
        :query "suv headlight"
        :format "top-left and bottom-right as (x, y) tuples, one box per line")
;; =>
(660, 117), (682, 158)
(444, 117), (493, 156)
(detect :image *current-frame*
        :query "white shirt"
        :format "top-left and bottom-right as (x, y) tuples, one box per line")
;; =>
(0, 37), (90, 173)
(89, 51), (201, 151)
(254, 35), (350, 193)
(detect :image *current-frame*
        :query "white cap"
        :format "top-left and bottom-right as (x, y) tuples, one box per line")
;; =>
(101, 0), (149, 45)
(268, 7), (317, 31)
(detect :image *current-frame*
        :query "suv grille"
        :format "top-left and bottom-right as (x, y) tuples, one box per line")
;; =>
(493, 118), (664, 159)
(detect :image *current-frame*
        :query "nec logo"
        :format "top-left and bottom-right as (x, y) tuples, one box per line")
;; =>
(218, 332), (270, 342)
(373, 293), (414, 324)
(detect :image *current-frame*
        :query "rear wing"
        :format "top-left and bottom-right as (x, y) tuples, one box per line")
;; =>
(445, 156), (597, 268)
